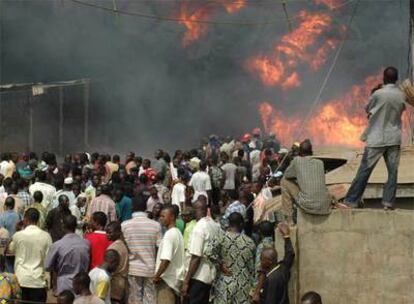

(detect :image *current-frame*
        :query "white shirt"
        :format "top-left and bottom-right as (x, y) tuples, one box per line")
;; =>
(186, 217), (220, 284)
(29, 182), (57, 212)
(156, 227), (185, 293)
(189, 171), (211, 203)
(0, 161), (10, 177)
(52, 190), (76, 209)
(171, 183), (186, 211)
(89, 267), (111, 304)
(221, 163), (238, 190)
(9, 225), (52, 288)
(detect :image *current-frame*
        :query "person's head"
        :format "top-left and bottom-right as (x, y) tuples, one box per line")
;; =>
(9, 183), (18, 195)
(36, 170), (47, 182)
(58, 194), (70, 210)
(229, 190), (239, 202)
(301, 291), (322, 304)
(33, 190), (43, 204)
(1, 153), (9, 162)
(383, 66), (398, 84)
(4, 196), (15, 211)
(91, 212), (107, 230)
(77, 195), (87, 208)
(142, 159), (151, 169)
(24, 208), (40, 226)
(63, 214), (77, 234)
(171, 204), (180, 218)
(197, 194), (208, 206)
(194, 199), (208, 220)
(299, 139), (313, 156)
(73, 271), (91, 295)
(72, 183), (81, 197)
(154, 149), (163, 160)
(199, 161), (207, 172)
(131, 194), (147, 213)
(100, 184), (112, 196)
(112, 154), (120, 164)
(113, 187), (124, 202)
(259, 221), (274, 239)
(260, 248), (278, 272)
(162, 191), (171, 204)
(149, 186), (158, 199)
(152, 202), (163, 219)
(104, 249), (120, 273)
(181, 208), (194, 223)
(159, 205), (176, 227)
(106, 221), (122, 242)
(228, 212), (244, 232)
(57, 290), (74, 304)
(92, 174), (100, 188)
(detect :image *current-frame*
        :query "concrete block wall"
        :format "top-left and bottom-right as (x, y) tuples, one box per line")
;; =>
(275, 209), (414, 304)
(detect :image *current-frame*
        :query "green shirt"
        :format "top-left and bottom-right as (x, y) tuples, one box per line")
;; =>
(176, 217), (185, 234)
(183, 220), (197, 250)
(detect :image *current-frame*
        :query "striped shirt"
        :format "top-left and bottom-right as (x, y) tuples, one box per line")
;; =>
(284, 156), (331, 215)
(121, 212), (162, 277)
(87, 194), (117, 222)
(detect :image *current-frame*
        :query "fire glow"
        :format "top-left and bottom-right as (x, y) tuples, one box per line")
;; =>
(178, 0), (246, 47)
(247, 10), (339, 90)
(259, 73), (412, 147)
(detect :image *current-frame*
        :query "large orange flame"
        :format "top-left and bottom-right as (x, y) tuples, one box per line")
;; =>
(178, 1), (246, 47)
(258, 73), (396, 147)
(247, 11), (338, 90)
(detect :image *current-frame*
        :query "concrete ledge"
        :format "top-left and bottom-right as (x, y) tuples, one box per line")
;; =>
(276, 209), (414, 304)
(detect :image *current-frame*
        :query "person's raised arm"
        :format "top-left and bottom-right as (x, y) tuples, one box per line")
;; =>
(278, 223), (295, 269)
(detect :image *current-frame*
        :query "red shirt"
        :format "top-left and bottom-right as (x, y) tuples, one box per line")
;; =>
(84, 231), (112, 270)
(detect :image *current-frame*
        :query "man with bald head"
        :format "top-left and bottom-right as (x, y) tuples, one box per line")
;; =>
(280, 139), (332, 224)
(258, 223), (295, 304)
(182, 199), (220, 303)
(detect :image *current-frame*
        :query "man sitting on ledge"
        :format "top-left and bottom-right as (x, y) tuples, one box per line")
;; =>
(280, 139), (332, 225)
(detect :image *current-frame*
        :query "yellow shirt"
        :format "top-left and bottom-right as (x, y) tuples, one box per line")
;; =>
(9, 225), (52, 288)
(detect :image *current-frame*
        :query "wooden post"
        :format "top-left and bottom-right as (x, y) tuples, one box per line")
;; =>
(59, 87), (64, 155)
(84, 80), (90, 151)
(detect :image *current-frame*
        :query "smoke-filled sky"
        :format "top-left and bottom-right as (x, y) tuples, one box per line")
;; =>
(0, 0), (410, 154)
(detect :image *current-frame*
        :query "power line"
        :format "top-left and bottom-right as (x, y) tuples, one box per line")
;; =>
(68, 0), (355, 26)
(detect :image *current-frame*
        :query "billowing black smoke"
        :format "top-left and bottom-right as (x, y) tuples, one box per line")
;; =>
(0, 0), (410, 155)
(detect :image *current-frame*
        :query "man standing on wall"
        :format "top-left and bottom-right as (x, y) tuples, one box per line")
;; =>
(344, 67), (407, 210)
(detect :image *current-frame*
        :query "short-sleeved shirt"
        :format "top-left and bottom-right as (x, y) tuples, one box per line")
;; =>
(171, 183), (186, 210)
(189, 171), (212, 202)
(9, 225), (52, 288)
(84, 231), (112, 270)
(284, 156), (331, 215)
(155, 227), (185, 293)
(0, 210), (21, 237)
(361, 84), (406, 147)
(121, 212), (162, 277)
(89, 267), (111, 304)
(45, 233), (90, 294)
(87, 195), (117, 223)
(186, 217), (220, 284)
(221, 163), (238, 190)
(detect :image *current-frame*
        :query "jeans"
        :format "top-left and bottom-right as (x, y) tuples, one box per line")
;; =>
(345, 145), (401, 207)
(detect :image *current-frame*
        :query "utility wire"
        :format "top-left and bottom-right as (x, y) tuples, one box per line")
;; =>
(68, 0), (354, 26)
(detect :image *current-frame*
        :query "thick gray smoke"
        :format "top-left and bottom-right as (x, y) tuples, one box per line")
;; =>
(0, 0), (410, 154)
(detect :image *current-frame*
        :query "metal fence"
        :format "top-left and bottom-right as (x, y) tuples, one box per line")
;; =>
(0, 79), (90, 154)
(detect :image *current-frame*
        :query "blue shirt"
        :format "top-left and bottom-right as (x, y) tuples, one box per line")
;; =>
(116, 196), (132, 222)
(0, 210), (21, 237)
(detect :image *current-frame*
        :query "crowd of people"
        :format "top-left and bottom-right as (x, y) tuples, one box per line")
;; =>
(0, 129), (325, 304)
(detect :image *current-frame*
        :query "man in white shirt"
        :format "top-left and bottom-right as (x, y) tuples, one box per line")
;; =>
(0, 153), (11, 178)
(221, 155), (238, 195)
(153, 205), (185, 304)
(29, 170), (56, 212)
(188, 161), (212, 204)
(171, 168), (187, 211)
(182, 200), (220, 304)
(8, 208), (52, 303)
